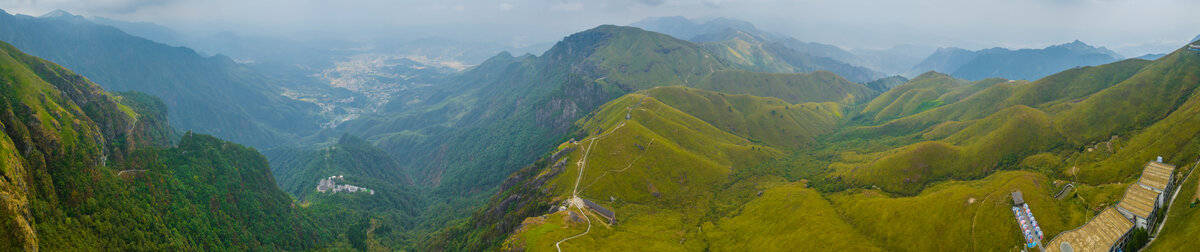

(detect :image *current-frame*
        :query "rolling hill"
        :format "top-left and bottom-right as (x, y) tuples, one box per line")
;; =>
(435, 41), (1200, 251)
(431, 86), (852, 250)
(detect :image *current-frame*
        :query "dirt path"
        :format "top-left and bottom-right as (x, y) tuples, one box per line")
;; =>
(555, 207), (593, 252)
(117, 169), (147, 176)
(558, 121), (623, 251)
(557, 98), (644, 251)
(969, 179), (1010, 251)
(581, 138), (655, 193)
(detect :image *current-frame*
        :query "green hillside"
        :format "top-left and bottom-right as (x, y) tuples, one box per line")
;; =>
(0, 40), (326, 250)
(436, 42), (1200, 251)
(297, 25), (741, 241)
(433, 86), (849, 250)
(643, 87), (845, 148)
(264, 134), (426, 250)
(696, 29), (884, 83)
(691, 70), (877, 104)
(858, 71), (968, 123)
(0, 10), (322, 148)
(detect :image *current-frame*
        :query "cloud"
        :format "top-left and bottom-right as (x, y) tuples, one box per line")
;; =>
(550, 2), (584, 11)
(2, 0), (179, 15)
(638, 0), (665, 6)
(500, 3), (514, 11)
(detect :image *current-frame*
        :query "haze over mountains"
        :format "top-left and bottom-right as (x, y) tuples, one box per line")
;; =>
(630, 16), (1148, 83)
(910, 40), (1126, 81)
(0, 9), (324, 148)
(2, 3), (1200, 252)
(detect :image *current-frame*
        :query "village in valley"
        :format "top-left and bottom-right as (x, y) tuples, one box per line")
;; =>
(317, 175), (375, 195)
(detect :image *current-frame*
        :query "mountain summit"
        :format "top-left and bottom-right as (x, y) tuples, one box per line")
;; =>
(39, 9), (76, 18)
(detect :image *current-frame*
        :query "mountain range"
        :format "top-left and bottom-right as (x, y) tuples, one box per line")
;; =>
(0, 9), (323, 148)
(631, 16), (888, 82)
(4, 7), (1200, 251)
(0, 39), (328, 250)
(910, 40), (1125, 81)
(437, 40), (1200, 251)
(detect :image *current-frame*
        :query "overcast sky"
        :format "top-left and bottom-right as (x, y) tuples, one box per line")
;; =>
(2, 0), (1198, 56)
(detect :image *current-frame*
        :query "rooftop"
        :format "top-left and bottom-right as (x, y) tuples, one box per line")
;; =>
(1045, 208), (1133, 252)
(1012, 191), (1025, 206)
(581, 198), (615, 221)
(1138, 162), (1175, 191)
(1117, 183), (1158, 218)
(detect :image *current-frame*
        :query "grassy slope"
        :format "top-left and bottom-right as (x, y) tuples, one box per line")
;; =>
(702, 182), (884, 251)
(695, 30), (883, 83)
(830, 171), (1087, 251)
(645, 87), (844, 148)
(859, 72), (966, 123)
(690, 70), (877, 104)
(502, 86), (858, 250)
(835, 105), (1064, 194)
(701, 37), (797, 74)
(443, 41), (1200, 251)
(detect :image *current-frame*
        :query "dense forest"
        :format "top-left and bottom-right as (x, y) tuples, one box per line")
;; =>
(0, 39), (355, 250)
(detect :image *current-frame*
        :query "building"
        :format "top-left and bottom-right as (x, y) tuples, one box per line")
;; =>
(1012, 191), (1025, 205)
(315, 175), (374, 195)
(1117, 183), (1161, 229)
(1114, 161), (1176, 229)
(1045, 207), (1134, 252)
(1045, 159), (1176, 252)
(317, 177), (336, 192)
(581, 198), (617, 225)
(1138, 161), (1176, 194)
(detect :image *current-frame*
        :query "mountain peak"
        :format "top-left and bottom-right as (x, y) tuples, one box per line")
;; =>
(1053, 40), (1091, 49)
(913, 71), (952, 80)
(40, 9), (77, 18)
(1046, 40), (1123, 59)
